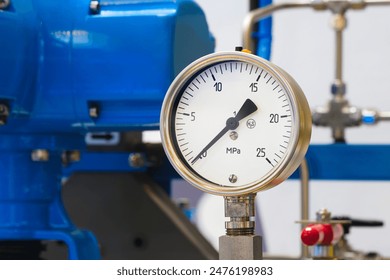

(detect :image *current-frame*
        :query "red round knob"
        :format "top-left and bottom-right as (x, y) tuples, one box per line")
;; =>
(301, 224), (334, 246)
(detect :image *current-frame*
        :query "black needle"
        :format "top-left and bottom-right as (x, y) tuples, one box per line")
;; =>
(191, 99), (258, 164)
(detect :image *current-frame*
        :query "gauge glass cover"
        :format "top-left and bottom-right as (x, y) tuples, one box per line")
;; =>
(160, 51), (311, 195)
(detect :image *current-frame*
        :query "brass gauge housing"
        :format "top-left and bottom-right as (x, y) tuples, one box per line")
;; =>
(160, 51), (311, 196)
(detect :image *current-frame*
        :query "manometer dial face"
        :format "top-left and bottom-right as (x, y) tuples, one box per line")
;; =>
(161, 51), (311, 196)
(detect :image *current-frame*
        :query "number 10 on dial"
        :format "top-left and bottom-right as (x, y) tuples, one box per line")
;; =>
(160, 51), (311, 196)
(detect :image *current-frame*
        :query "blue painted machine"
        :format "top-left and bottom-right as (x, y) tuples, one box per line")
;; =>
(3, 0), (388, 260)
(0, 0), (213, 259)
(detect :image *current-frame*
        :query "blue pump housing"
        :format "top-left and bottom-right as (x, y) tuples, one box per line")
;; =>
(0, 0), (214, 133)
(0, 0), (214, 259)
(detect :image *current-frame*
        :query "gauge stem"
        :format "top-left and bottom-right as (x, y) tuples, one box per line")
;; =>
(224, 194), (256, 235)
(220, 194), (262, 259)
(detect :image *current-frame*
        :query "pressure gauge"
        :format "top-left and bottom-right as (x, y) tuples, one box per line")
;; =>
(160, 51), (311, 196)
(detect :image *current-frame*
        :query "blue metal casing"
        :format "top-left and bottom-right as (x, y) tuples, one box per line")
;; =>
(0, 0), (214, 133)
(0, 0), (214, 259)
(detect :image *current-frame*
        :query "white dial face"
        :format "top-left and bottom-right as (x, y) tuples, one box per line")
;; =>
(170, 59), (296, 188)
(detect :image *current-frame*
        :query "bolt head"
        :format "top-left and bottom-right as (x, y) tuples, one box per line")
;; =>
(89, 0), (100, 14)
(89, 106), (99, 118)
(229, 131), (238, 140)
(31, 149), (50, 162)
(129, 153), (145, 168)
(229, 174), (237, 183)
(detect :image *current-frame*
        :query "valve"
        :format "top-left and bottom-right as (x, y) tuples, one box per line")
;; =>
(301, 223), (342, 246)
(299, 209), (384, 259)
(298, 209), (348, 259)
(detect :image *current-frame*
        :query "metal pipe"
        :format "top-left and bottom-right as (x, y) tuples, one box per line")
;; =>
(242, 2), (313, 52)
(365, 0), (390, 5)
(378, 111), (390, 121)
(335, 28), (343, 84)
(300, 157), (310, 259)
(242, 0), (390, 53)
(331, 12), (347, 99)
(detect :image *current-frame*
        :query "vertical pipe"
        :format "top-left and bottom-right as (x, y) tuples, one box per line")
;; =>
(331, 13), (347, 99)
(300, 158), (310, 258)
(335, 28), (343, 85)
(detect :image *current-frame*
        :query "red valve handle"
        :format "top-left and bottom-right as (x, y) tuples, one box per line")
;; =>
(301, 224), (334, 246)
